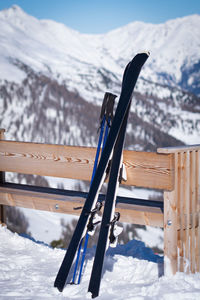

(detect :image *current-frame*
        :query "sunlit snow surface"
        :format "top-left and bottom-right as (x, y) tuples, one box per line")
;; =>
(0, 226), (200, 299)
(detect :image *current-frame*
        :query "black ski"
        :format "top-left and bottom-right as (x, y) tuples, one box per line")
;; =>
(88, 103), (130, 298)
(54, 52), (149, 292)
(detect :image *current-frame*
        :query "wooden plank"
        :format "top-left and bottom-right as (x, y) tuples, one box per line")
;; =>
(0, 140), (96, 182)
(190, 151), (196, 273)
(0, 186), (164, 227)
(0, 140), (174, 190)
(184, 151), (190, 273)
(0, 129), (6, 225)
(176, 153), (182, 272)
(0, 129), (5, 139)
(158, 144), (200, 154)
(179, 152), (184, 272)
(163, 152), (178, 275)
(196, 150), (200, 272)
(0, 187), (85, 216)
(123, 150), (174, 190)
(116, 204), (163, 227)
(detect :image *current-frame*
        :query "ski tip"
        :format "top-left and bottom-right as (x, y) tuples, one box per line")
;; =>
(138, 50), (150, 56)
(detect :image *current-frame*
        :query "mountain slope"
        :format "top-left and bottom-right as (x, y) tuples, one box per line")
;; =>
(96, 14), (200, 94)
(0, 6), (200, 96)
(0, 61), (185, 149)
(0, 6), (199, 158)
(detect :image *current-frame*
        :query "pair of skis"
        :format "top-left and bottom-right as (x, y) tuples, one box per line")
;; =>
(72, 92), (117, 285)
(54, 52), (150, 298)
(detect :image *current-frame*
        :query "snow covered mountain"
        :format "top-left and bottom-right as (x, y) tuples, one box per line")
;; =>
(0, 6), (200, 93)
(0, 5), (199, 147)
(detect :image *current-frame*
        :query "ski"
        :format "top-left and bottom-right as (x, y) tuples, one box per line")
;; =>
(54, 52), (149, 293)
(88, 105), (130, 298)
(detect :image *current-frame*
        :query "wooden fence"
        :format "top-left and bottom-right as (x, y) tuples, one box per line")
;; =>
(0, 128), (199, 275)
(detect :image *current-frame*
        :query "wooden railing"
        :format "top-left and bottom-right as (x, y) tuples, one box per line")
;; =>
(158, 145), (200, 274)
(0, 128), (199, 275)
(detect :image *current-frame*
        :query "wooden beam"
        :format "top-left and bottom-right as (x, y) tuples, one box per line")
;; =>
(158, 144), (200, 154)
(196, 150), (200, 272)
(123, 150), (174, 190)
(0, 140), (174, 190)
(163, 152), (178, 275)
(0, 185), (164, 227)
(116, 202), (163, 227)
(0, 140), (96, 182)
(0, 129), (6, 225)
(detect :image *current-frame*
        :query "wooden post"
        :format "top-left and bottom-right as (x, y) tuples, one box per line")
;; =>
(185, 151), (190, 273)
(158, 145), (200, 275)
(196, 150), (200, 272)
(163, 153), (178, 275)
(0, 129), (6, 225)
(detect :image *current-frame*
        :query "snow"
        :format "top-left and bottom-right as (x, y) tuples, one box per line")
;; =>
(0, 225), (200, 299)
(0, 57), (26, 83)
(20, 207), (77, 244)
(136, 226), (164, 250)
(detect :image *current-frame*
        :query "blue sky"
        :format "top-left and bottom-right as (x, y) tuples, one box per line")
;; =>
(0, 0), (199, 33)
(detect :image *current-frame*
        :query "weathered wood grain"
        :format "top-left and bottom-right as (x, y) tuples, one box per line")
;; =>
(163, 152), (178, 275)
(123, 150), (174, 190)
(0, 140), (174, 190)
(0, 186), (163, 227)
(164, 148), (200, 275)
(196, 150), (200, 272)
(0, 129), (6, 225)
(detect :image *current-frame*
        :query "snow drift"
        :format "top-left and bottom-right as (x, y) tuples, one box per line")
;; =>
(0, 225), (200, 299)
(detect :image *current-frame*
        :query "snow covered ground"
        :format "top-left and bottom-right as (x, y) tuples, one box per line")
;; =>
(20, 207), (76, 245)
(0, 225), (200, 299)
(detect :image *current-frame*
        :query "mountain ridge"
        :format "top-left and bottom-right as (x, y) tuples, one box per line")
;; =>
(0, 6), (200, 95)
